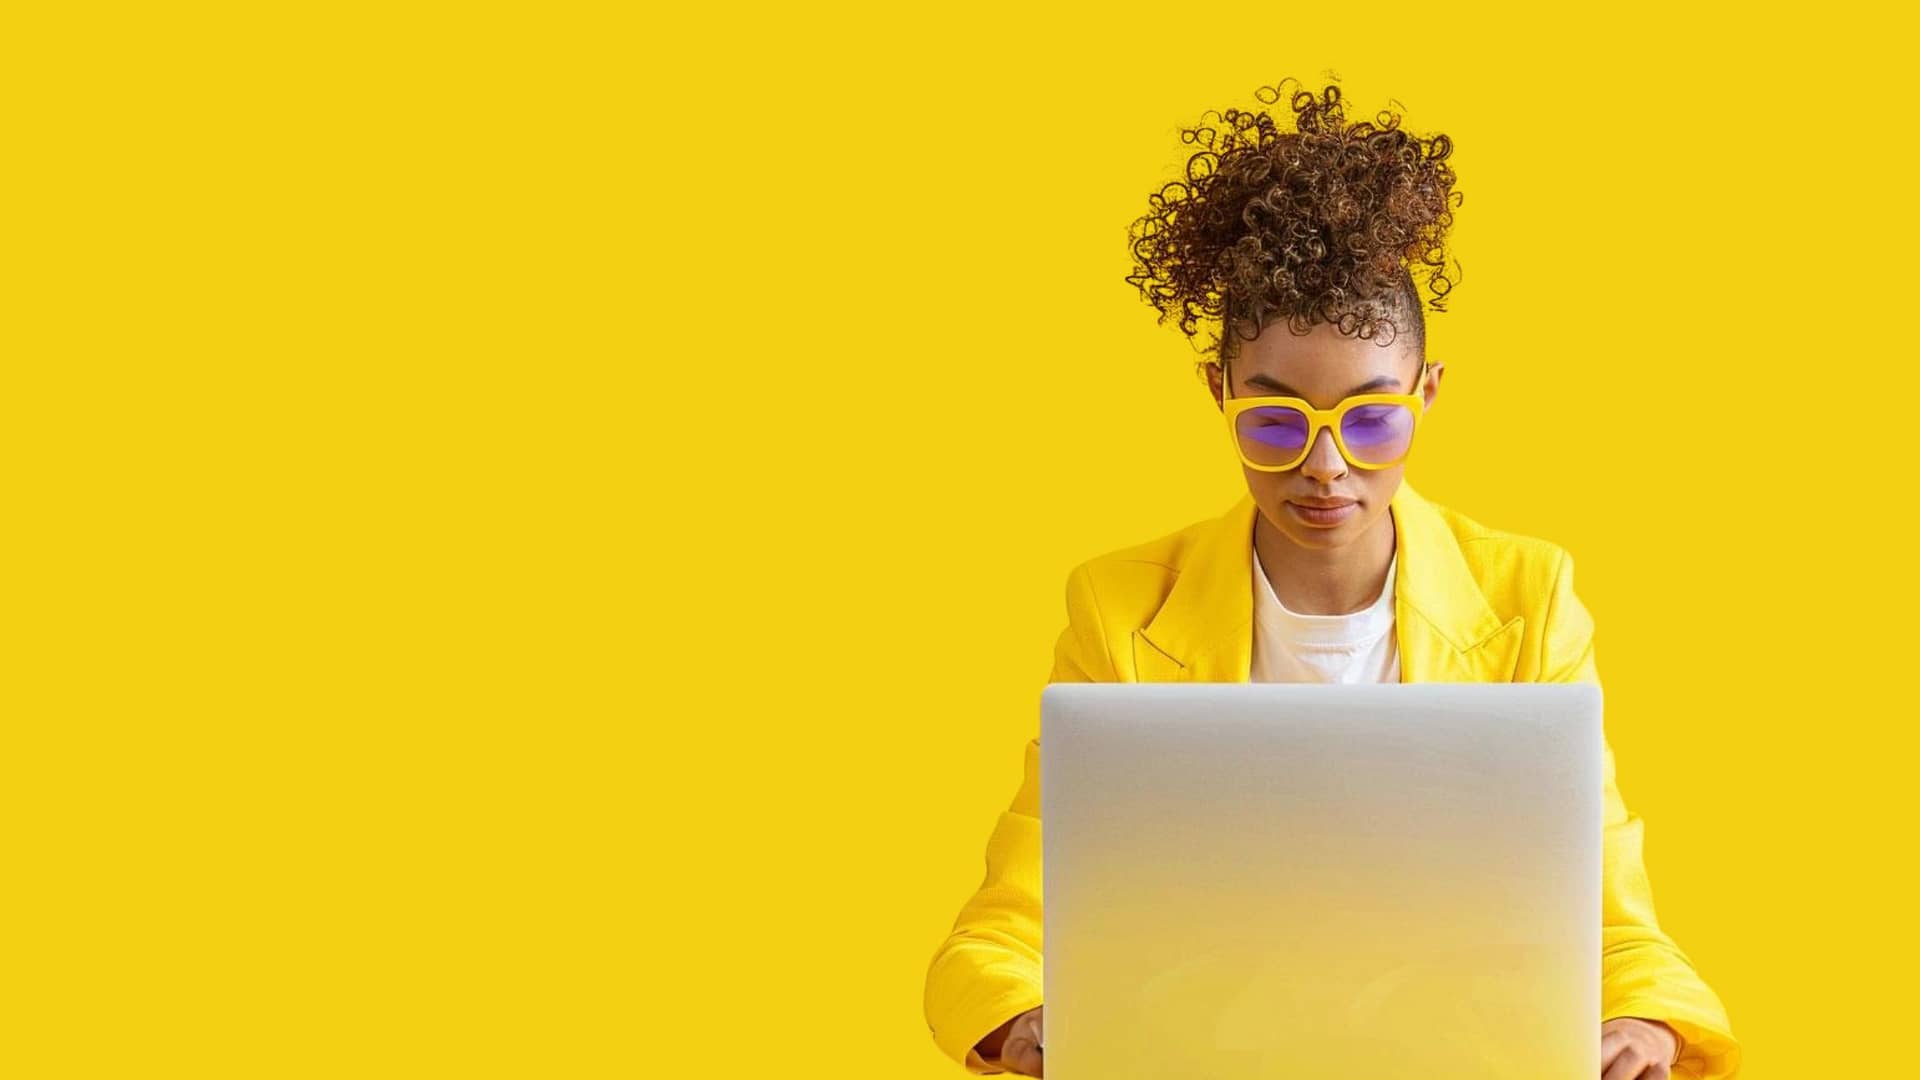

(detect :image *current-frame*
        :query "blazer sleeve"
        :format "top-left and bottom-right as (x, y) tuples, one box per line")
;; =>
(923, 563), (1116, 1072)
(1541, 550), (1742, 1080)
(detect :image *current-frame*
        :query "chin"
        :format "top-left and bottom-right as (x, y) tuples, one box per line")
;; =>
(1268, 513), (1353, 550)
(1283, 524), (1352, 550)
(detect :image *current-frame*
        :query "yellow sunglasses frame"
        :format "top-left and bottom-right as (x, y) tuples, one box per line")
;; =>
(1219, 357), (1432, 473)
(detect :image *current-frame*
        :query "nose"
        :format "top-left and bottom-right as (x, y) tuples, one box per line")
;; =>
(1298, 426), (1348, 482)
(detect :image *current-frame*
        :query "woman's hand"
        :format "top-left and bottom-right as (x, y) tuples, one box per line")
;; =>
(975, 1005), (1044, 1076)
(978, 1007), (1671, 1078)
(1601, 1016), (1680, 1079)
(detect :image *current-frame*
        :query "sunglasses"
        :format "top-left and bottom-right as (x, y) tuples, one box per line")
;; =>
(1220, 358), (1431, 472)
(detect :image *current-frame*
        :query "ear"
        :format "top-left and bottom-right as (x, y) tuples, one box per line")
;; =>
(1204, 363), (1225, 412)
(1422, 360), (1444, 412)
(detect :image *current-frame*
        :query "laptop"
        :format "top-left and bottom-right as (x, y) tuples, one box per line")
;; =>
(1039, 682), (1601, 1079)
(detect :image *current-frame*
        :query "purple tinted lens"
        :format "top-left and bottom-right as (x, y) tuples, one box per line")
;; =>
(1340, 403), (1414, 463)
(1236, 406), (1310, 465)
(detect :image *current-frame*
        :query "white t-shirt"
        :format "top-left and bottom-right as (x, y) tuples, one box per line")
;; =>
(1250, 544), (1401, 684)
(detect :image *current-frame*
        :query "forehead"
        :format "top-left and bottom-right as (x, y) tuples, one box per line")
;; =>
(1232, 322), (1418, 389)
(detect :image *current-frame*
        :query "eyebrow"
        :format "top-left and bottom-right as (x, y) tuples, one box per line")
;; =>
(1242, 373), (1404, 400)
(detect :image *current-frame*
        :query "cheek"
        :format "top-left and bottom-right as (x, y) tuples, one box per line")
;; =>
(1240, 469), (1292, 525)
(1241, 466), (1290, 502)
(1358, 468), (1404, 506)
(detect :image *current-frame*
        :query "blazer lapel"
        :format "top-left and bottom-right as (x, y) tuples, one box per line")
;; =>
(1129, 482), (1523, 683)
(1133, 495), (1259, 683)
(1389, 482), (1526, 683)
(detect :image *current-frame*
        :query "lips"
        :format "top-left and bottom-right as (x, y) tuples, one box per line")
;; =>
(1285, 498), (1358, 527)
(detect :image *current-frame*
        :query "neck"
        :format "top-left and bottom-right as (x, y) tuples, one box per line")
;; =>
(1253, 505), (1397, 615)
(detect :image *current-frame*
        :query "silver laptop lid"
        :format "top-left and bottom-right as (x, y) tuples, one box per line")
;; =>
(1040, 682), (1601, 1079)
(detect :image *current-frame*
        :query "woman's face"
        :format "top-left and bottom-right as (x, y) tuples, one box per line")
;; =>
(1207, 323), (1443, 552)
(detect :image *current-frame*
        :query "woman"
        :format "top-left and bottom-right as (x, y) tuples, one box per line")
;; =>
(921, 79), (1740, 1080)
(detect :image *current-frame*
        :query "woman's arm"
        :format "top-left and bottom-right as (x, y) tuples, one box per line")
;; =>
(1539, 551), (1742, 1079)
(923, 736), (1046, 1073)
(923, 564), (1114, 1072)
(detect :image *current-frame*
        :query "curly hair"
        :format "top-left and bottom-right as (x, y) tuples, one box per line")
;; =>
(1124, 75), (1462, 369)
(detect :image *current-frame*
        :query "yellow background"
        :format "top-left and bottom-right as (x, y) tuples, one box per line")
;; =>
(5, 3), (1913, 1076)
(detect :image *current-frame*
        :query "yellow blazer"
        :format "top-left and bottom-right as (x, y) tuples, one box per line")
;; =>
(923, 481), (1740, 1078)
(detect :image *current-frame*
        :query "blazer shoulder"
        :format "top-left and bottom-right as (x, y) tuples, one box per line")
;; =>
(1065, 512), (1214, 625)
(1427, 499), (1575, 619)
